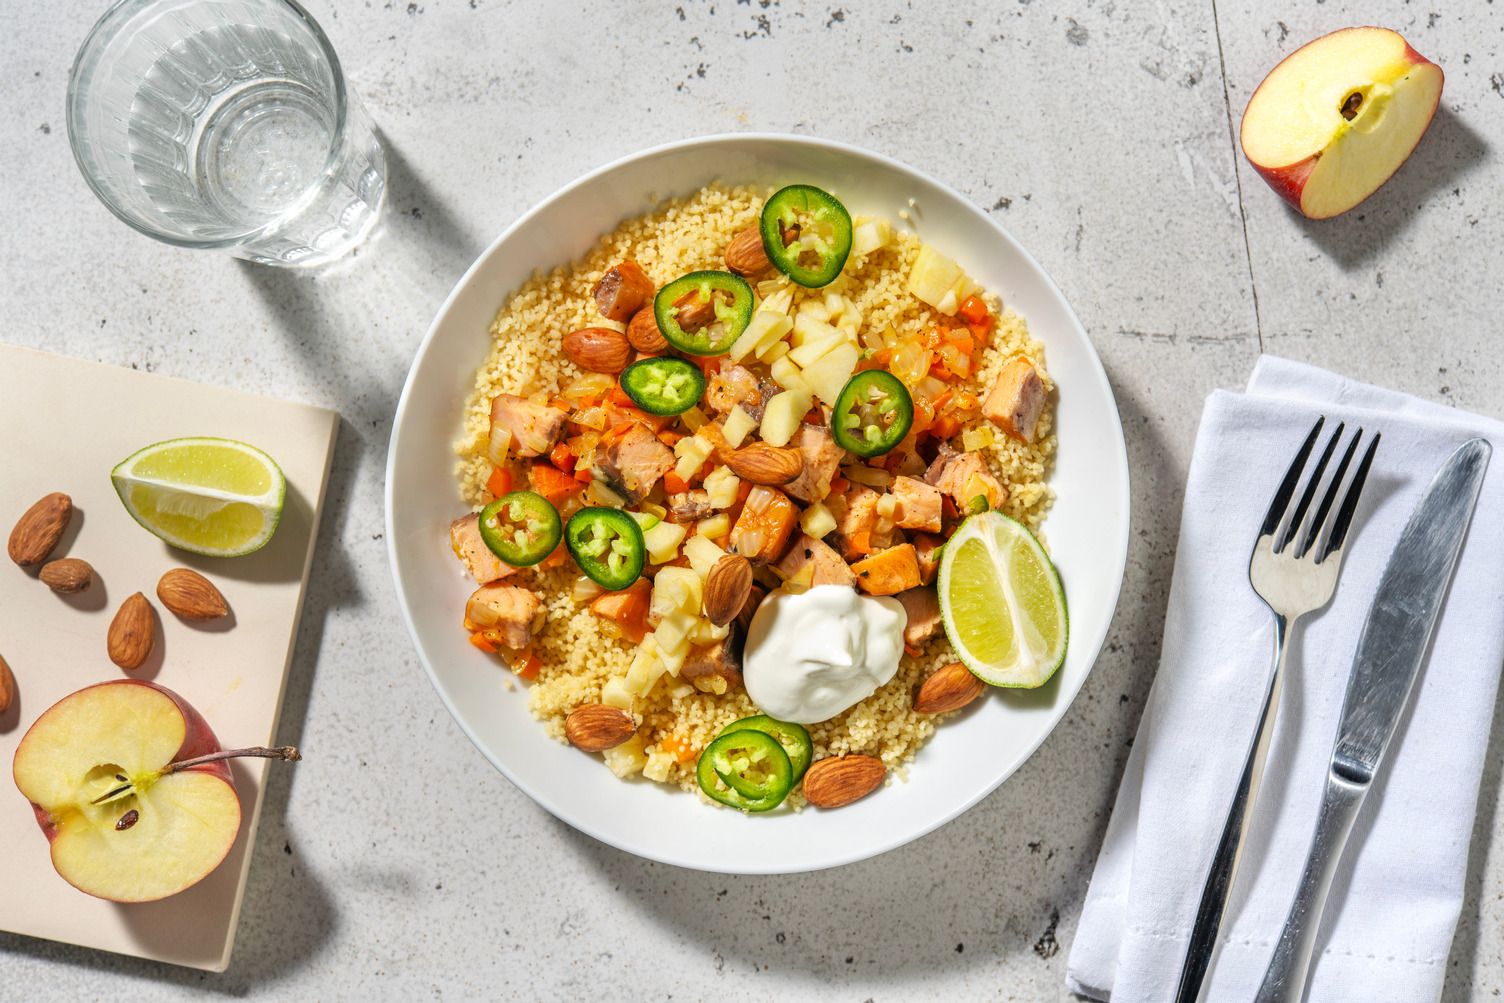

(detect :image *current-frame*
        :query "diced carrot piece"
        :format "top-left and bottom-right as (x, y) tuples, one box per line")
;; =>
(538, 541), (571, 571)
(658, 429), (686, 448)
(729, 487), (798, 563)
(469, 632), (498, 653)
(550, 442), (574, 472)
(828, 476), (849, 496)
(931, 415), (962, 439)
(589, 577), (652, 643)
(531, 462), (586, 505)
(851, 543), (922, 596)
(849, 530), (871, 555)
(659, 734), (697, 763)
(485, 466), (513, 498)
(515, 652), (542, 680)
(608, 386), (634, 406)
(904, 643), (922, 659)
(958, 295), (990, 326)
(663, 470), (691, 494)
(574, 466), (594, 483)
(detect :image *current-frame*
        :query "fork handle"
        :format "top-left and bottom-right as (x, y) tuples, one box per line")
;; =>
(1254, 771), (1368, 1003)
(1174, 614), (1292, 1003)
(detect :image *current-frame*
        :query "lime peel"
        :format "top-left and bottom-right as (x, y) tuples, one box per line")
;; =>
(937, 511), (1068, 689)
(111, 437), (286, 557)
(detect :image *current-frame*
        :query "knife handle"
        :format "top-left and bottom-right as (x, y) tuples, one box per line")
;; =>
(1253, 770), (1369, 1003)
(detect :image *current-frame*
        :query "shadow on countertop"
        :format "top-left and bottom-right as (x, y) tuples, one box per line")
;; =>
(1290, 106), (1490, 271)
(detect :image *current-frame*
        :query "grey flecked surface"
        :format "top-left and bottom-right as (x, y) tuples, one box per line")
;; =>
(1, 1), (1500, 999)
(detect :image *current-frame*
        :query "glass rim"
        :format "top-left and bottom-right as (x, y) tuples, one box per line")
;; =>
(66, 0), (355, 251)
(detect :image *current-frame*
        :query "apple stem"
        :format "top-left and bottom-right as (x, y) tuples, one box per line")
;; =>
(161, 745), (302, 775)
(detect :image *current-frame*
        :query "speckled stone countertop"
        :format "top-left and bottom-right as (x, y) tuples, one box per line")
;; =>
(2, 2), (1502, 999)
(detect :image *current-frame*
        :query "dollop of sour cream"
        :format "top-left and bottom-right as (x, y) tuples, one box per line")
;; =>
(742, 585), (907, 725)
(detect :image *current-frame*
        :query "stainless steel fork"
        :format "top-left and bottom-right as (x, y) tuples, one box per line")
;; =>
(1173, 416), (1380, 1003)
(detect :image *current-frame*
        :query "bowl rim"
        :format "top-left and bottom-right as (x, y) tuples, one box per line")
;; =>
(385, 132), (1131, 872)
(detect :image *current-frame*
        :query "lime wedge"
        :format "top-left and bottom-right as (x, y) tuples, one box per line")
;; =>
(110, 438), (286, 557)
(937, 511), (1067, 688)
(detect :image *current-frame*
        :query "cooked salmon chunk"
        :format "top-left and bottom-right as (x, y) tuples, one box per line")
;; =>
(913, 532), (943, 586)
(463, 583), (544, 649)
(929, 450), (1006, 512)
(889, 475), (942, 532)
(775, 533), (857, 588)
(895, 586), (942, 648)
(667, 489), (716, 522)
(824, 482), (881, 560)
(982, 357), (1046, 443)
(593, 423), (676, 504)
(450, 513), (514, 585)
(704, 364), (780, 420)
(490, 394), (568, 458)
(681, 633), (745, 692)
(784, 424), (845, 504)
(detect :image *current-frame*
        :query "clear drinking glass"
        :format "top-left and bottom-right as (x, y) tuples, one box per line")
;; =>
(67, 0), (386, 267)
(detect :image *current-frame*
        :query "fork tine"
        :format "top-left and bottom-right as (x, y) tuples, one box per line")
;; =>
(1317, 432), (1380, 563)
(1297, 428), (1363, 559)
(1277, 421), (1345, 554)
(1260, 416), (1325, 539)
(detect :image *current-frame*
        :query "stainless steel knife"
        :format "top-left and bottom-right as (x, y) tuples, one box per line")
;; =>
(1254, 437), (1491, 1003)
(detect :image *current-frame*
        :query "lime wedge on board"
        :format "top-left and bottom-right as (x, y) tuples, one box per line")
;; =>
(111, 437), (286, 557)
(938, 510), (1068, 688)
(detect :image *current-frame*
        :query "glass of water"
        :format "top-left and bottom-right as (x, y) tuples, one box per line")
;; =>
(68, 0), (385, 267)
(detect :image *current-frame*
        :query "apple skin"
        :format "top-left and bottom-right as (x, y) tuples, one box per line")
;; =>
(1241, 27), (1444, 219)
(20, 680), (234, 846)
(14, 679), (242, 903)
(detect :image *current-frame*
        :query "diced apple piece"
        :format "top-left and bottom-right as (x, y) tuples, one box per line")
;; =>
(623, 636), (664, 697)
(696, 513), (731, 539)
(907, 244), (965, 313)
(673, 430), (717, 483)
(688, 617), (731, 645)
(703, 465), (741, 509)
(789, 331), (847, 368)
(722, 406), (757, 448)
(655, 609), (697, 654)
(683, 534), (728, 577)
(760, 389), (814, 447)
(851, 217), (893, 257)
(792, 313), (841, 348)
(643, 520), (687, 565)
(769, 355), (811, 394)
(757, 339), (791, 362)
(642, 750), (675, 782)
(601, 676), (635, 710)
(800, 343), (861, 407)
(800, 500), (838, 540)
(604, 733), (649, 777)
(796, 297), (830, 322)
(652, 566), (703, 620)
(729, 308), (793, 363)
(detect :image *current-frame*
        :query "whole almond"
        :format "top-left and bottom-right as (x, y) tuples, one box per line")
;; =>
(914, 661), (986, 715)
(157, 568), (229, 621)
(0, 653), (13, 715)
(108, 592), (156, 671)
(625, 307), (669, 354)
(724, 227), (772, 276)
(39, 558), (94, 594)
(801, 755), (886, 809)
(727, 442), (804, 485)
(565, 704), (637, 752)
(8, 492), (72, 567)
(704, 554), (754, 627)
(563, 327), (633, 374)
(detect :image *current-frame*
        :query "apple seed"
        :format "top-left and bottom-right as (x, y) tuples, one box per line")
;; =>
(1341, 91), (1363, 121)
(116, 810), (140, 831)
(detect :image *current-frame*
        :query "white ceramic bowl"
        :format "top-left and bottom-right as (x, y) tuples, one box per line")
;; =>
(386, 134), (1130, 873)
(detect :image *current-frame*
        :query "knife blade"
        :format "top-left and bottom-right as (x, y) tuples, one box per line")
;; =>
(1255, 436), (1491, 1003)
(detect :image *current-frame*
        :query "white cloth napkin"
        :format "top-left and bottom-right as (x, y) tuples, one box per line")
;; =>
(1067, 356), (1504, 1003)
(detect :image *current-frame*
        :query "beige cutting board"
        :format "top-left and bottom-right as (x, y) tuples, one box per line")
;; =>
(0, 344), (337, 972)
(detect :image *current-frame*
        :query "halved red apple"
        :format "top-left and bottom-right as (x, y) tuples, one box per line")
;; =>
(12, 680), (297, 903)
(1241, 26), (1443, 219)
